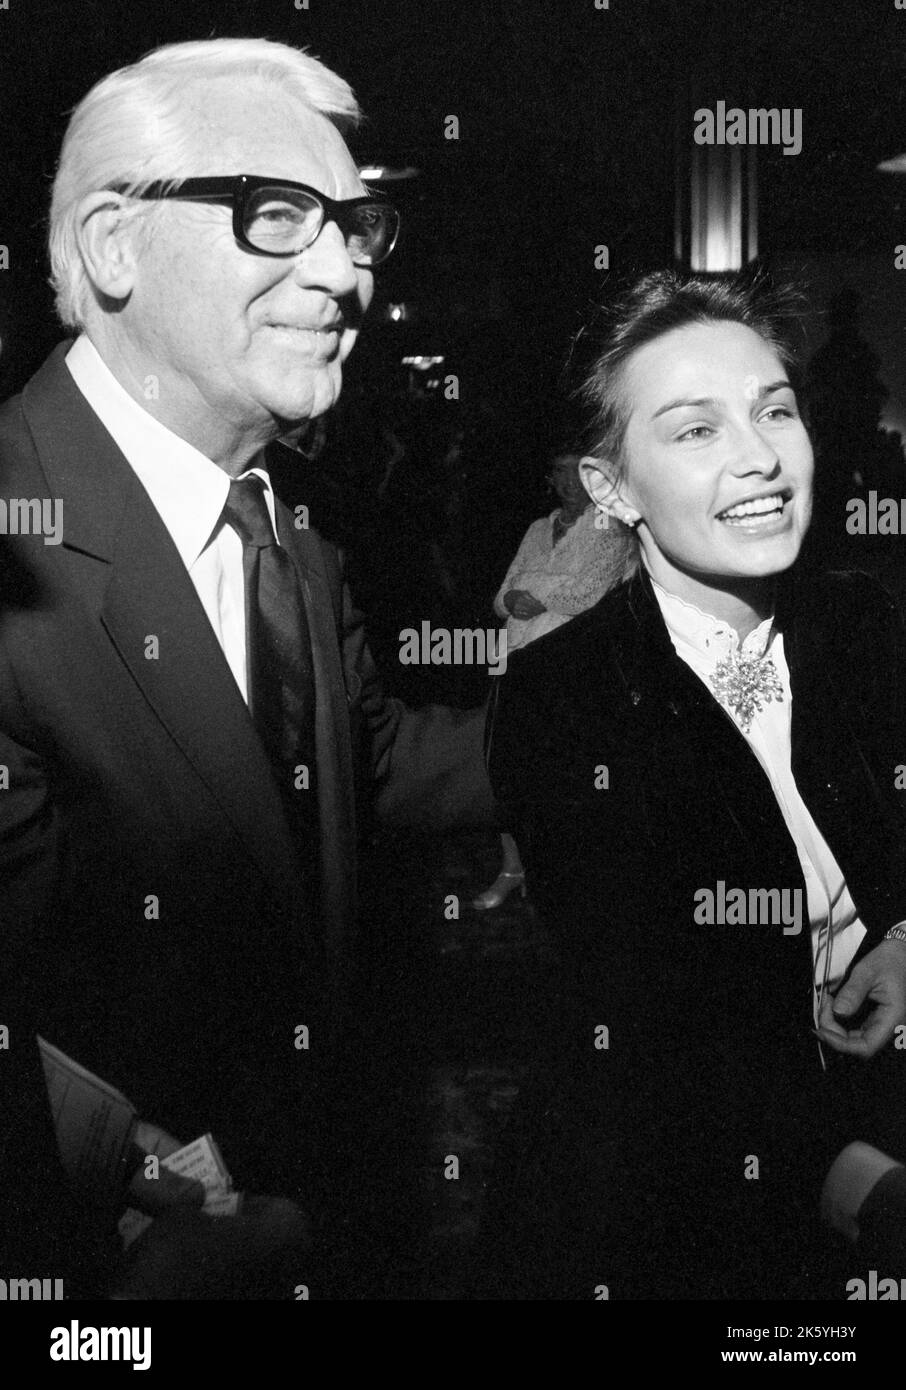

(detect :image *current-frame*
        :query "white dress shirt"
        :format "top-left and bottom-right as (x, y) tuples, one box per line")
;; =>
(65, 334), (279, 704)
(650, 577), (867, 1019)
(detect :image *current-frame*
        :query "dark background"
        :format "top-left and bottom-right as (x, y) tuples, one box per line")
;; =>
(3, 0), (906, 695)
(4, 0), (906, 1305)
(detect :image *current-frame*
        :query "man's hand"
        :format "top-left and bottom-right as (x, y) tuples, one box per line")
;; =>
(817, 939), (906, 1058)
(125, 1120), (206, 1214)
(503, 589), (547, 620)
(113, 1121), (311, 1297)
(109, 1195), (312, 1299)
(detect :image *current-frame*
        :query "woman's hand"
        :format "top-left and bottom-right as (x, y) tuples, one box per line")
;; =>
(503, 589), (547, 620)
(816, 939), (906, 1057)
(820, 1142), (902, 1242)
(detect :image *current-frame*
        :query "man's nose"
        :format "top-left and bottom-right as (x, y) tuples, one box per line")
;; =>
(291, 219), (360, 296)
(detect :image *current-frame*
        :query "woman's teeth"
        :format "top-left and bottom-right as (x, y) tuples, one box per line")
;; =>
(719, 493), (786, 524)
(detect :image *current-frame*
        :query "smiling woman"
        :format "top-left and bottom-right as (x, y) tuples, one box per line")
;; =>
(478, 269), (906, 1300)
(576, 272), (813, 633)
(581, 317), (813, 641)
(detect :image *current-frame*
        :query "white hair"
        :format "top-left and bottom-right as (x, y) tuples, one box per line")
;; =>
(49, 37), (362, 329)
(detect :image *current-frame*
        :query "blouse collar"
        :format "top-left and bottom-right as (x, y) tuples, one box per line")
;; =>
(649, 575), (775, 668)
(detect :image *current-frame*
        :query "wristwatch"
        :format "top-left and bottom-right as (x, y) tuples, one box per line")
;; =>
(884, 924), (906, 945)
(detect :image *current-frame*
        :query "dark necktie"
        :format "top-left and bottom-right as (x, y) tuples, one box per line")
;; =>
(222, 475), (318, 870)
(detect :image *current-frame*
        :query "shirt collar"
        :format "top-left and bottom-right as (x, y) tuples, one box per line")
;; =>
(64, 334), (275, 566)
(649, 574), (775, 667)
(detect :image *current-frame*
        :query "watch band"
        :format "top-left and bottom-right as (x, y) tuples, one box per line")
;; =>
(884, 924), (906, 945)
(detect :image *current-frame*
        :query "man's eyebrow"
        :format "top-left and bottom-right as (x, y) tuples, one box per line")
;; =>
(651, 380), (792, 420)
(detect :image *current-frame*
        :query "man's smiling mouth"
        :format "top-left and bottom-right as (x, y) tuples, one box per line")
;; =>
(266, 316), (345, 335)
(264, 323), (344, 357)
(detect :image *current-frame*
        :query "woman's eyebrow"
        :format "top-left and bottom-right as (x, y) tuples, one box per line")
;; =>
(651, 380), (792, 420)
(652, 395), (720, 419)
(752, 378), (793, 401)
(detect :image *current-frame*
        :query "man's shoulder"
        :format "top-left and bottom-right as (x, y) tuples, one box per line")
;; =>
(0, 386), (27, 443)
(0, 386), (45, 491)
(0, 344), (76, 478)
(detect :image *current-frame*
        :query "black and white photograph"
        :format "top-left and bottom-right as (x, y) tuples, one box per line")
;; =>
(2, 0), (906, 1365)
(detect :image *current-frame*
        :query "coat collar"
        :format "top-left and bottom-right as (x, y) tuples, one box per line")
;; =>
(615, 567), (720, 718)
(615, 563), (807, 716)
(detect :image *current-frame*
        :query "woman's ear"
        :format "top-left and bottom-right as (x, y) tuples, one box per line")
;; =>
(579, 455), (642, 528)
(74, 192), (142, 304)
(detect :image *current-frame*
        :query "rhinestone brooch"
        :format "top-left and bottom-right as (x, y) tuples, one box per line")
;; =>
(709, 650), (784, 733)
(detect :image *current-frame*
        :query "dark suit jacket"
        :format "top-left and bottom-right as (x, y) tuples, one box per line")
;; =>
(0, 344), (493, 1279)
(483, 565), (906, 1298)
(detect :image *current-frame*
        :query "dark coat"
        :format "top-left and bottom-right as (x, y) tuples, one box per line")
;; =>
(0, 344), (492, 1279)
(482, 565), (906, 1299)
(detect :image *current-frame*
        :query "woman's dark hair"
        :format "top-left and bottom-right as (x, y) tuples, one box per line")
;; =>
(576, 269), (808, 467)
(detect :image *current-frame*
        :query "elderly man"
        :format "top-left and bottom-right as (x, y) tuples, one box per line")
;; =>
(0, 37), (491, 1297)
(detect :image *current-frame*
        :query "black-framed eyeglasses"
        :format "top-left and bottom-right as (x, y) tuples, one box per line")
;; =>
(110, 174), (400, 266)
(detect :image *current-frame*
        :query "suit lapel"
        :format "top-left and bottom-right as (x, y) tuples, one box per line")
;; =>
(100, 499), (306, 911)
(21, 346), (306, 915)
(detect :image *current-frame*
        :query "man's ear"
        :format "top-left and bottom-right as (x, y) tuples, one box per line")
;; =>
(73, 192), (142, 304)
(579, 455), (641, 528)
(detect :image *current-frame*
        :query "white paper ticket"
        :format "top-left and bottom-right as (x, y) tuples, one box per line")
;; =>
(118, 1132), (239, 1249)
(161, 1133), (231, 1191)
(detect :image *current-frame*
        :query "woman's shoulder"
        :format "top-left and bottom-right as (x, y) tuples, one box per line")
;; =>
(521, 576), (633, 644)
(789, 566), (904, 628)
(784, 566), (906, 678)
(525, 510), (559, 537)
(500, 580), (635, 692)
(507, 512), (555, 557)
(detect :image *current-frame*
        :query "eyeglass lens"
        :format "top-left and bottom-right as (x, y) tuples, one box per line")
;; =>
(244, 186), (394, 264)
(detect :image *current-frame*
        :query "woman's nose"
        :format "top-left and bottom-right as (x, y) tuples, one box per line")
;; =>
(733, 421), (782, 473)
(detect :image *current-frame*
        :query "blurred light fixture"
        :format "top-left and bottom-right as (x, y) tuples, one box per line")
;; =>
(386, 303), (412, 323)
(683, 145), (757, 273)
(877, 153), (906, 172)
(358, 164), (420, 182)
(401, 355), (444, 370)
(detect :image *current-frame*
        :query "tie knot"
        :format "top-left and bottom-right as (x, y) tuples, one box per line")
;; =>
(223, 475), (278, 549)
